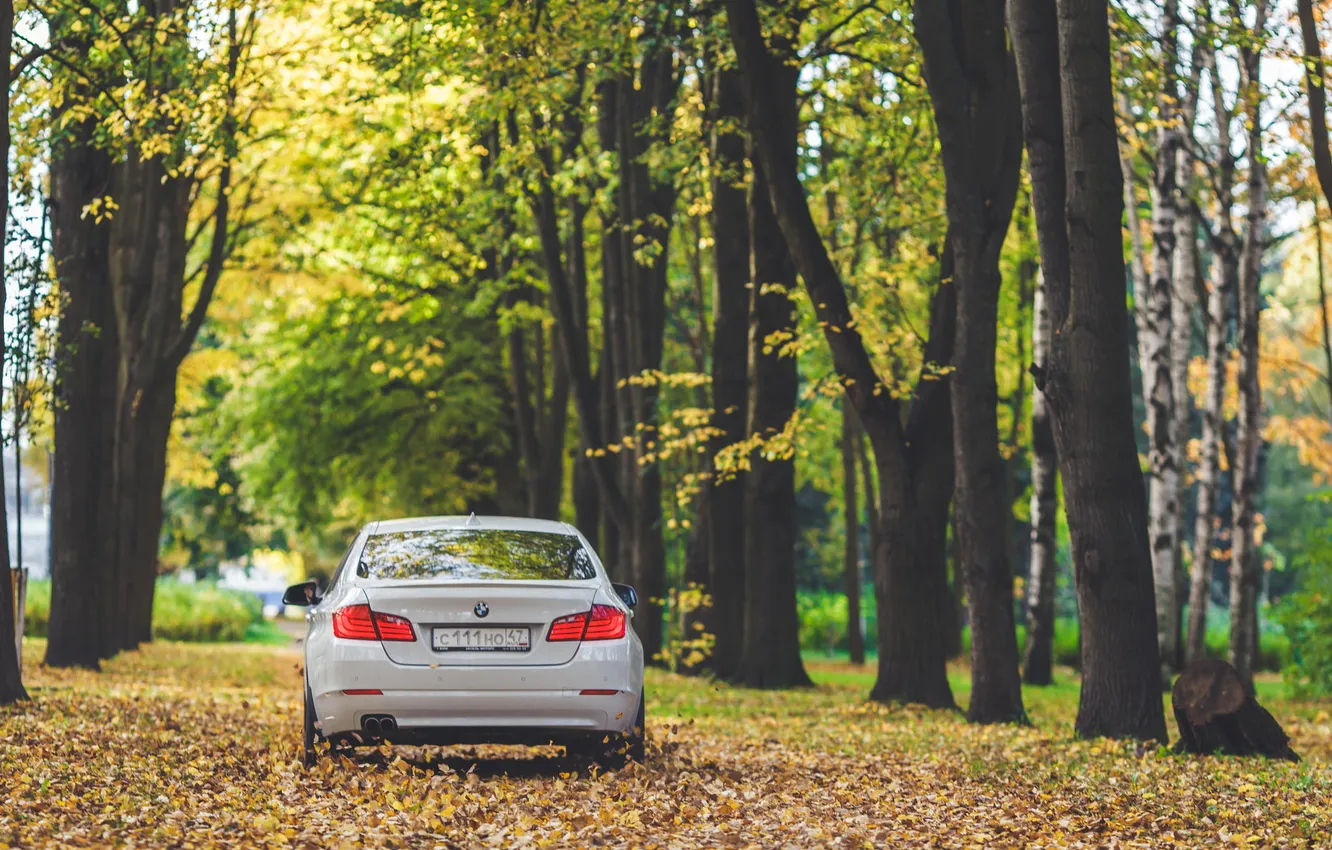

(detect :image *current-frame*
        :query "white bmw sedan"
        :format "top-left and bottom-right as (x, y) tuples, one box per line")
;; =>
(284, 515), (646, 768)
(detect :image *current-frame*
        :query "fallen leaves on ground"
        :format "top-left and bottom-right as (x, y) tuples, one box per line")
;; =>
(2, 640), (1330, 848)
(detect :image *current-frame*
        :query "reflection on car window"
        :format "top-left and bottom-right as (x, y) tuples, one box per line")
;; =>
(357, 529), (596, 581)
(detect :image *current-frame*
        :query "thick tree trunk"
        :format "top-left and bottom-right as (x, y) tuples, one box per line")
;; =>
(738, 54), (811, 688)
(1229, 18), (1268, 685)
(842, 404), (865, 665)
(916, 0), (1026, 724)
(1024, 278), (1059, 685)
(1010, 0), (1168, 740)
(727, 0), (956, 707)
(106, 155), (192, 654)
(0, 0), (27, 702)
(46, 108), (119, 670)
(117, 379), (177, 647)
(706, 67), (751, 680)
(872, 418), (957, 707)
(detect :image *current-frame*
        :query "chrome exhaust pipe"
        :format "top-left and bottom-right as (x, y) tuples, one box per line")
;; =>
(380, 716), (397, 734)
(364, 716), (381, 735)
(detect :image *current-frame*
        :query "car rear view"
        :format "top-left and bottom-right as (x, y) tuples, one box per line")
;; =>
(291, 516), (645, 767)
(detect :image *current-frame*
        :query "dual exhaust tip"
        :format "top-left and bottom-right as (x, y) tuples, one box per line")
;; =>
(362, 714), (397, 736)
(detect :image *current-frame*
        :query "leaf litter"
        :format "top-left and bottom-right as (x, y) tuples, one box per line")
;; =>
(2, 641), (1330, 848)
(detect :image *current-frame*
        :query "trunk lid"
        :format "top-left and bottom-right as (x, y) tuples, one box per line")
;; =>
(360, 581), (599, 666)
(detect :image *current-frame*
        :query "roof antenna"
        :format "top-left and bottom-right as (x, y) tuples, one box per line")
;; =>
(466, 512), (480, 527)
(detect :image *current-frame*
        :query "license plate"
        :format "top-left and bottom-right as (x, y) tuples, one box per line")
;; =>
(432, 627), (531, 652)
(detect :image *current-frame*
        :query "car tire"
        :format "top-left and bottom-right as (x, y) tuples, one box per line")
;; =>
(302, 682), (320, 768)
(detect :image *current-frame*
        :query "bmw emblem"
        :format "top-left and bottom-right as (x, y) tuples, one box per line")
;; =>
(474, 602), (490, 618)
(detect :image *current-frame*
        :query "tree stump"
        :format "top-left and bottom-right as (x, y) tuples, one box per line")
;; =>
(1172, 659), (1300, 762)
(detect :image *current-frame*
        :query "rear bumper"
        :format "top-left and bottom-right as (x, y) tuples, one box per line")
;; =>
(316, 688), (641, 742)
(307, 637), (643, 738)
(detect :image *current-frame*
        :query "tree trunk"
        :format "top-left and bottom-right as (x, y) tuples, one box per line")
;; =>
(872, 411), (957, 708)
(1297, 0), (1332, 430)
(1317, 203), (1332, 432)
(508, 319), (543, 518)
(1171, 214), (1197, 668)
(1188, 258), (1233, 666)
(916, 0), (1027, 724)
(119, 378), (178, 647)
(599, 280), (623, 576)
(1229, 9), (1268, 686)
(738, 52), (811, 688)
(106, 152), (193, 654)
(842, 403), (866, 665)
(1299, 0), (1332, 229)
(1172, 659), (1299, 761)
(707, 68), (751, 680)
(0, 0), (28, 703)
(1024, 277), (1059, 685)
(727, 0), (956, 707)
(612, 35), (678, 665)
(1170, 33), (1204, 665)
(1187, 42), (1238, 666)
(1142, 0), (1184, 685)
(1010, 0), (1167, 740)
(46, 99), (119, 670)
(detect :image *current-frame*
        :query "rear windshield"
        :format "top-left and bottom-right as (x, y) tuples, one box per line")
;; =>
(357, 529), (596, 582)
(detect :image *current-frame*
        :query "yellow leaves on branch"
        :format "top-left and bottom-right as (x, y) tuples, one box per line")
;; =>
(1266, 415), (1332, 484)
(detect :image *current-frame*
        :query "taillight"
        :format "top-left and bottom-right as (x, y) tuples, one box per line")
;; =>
(546, 604), (626, 642)
(332, 605), (378, 640)
(372, 611), (416, 642)
(547, 611), (589, 641)
(584, 604), (626, 640)
(586, 607), (626, 639)
(332, 604), (417, 642)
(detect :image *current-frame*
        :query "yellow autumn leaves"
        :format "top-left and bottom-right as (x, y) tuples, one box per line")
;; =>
(3, 638), (1331, 848)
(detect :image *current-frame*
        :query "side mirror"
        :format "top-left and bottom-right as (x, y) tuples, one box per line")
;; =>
(282, 580), (322, 607)
(612, 583), (638, 610)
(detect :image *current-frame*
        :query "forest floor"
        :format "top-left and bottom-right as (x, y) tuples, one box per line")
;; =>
(3, 640), (1331, 848)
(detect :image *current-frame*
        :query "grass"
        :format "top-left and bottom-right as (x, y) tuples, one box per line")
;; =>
(4, 638), (1330, 847)
(23, 579), (290, 646)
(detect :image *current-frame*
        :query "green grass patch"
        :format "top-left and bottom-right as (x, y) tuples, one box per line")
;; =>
(23, 579), (282, 644)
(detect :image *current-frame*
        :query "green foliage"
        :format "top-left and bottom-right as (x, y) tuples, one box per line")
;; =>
(797, 590), (875, 655)
(21, 580), (50, 638)
(1278, 517), (1332, 697)
(151, 582), (265, 643)
(794, 589), (1290, 674)
(24, 580), (268, 644)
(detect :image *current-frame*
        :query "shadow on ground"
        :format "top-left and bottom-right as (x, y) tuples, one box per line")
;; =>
(325, 744), (619, 779)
